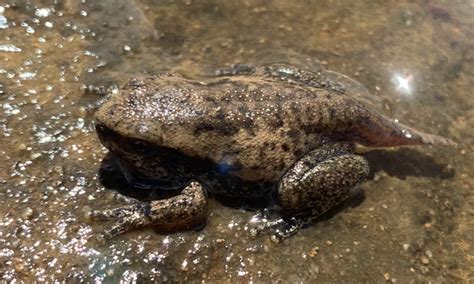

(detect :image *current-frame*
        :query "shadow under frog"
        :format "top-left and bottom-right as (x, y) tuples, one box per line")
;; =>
(97, 145), (453, 238)
(90, 63), (456, 242)
(364, 148), (455, 180)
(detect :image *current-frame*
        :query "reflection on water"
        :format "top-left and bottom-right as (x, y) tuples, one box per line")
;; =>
(0, 0), (473, 282)
(392, 73), (414, 96)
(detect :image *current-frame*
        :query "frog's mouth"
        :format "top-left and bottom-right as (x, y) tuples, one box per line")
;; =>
(95, 122), (191, 191)
(95, 122), (157, 157)
(95, 122), (132, 156)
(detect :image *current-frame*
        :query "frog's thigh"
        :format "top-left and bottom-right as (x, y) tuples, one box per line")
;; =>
(277, 152), (369, 216)
(94, 181), (208, 240)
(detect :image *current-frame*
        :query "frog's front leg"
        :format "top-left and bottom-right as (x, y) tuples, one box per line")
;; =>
(89, 181), (208, 240)
(263, 142), (369, 241)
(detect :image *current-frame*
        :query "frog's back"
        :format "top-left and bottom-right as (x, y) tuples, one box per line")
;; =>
(96, 74), (454, 182)
(97, 75), (332, 181)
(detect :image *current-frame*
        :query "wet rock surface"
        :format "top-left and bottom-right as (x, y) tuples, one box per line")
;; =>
(0, 0), (473, 282)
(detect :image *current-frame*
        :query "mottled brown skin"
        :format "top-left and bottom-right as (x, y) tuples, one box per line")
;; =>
(92, 64), (455, 241)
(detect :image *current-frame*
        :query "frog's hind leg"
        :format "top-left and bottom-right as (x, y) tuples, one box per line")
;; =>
(257, 142), (369, 242)
(88, 181), (208, 240)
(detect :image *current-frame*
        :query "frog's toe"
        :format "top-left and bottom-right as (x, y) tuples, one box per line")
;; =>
(101, 212), (152, 240)
(270, 220), (304, 243)
(112, 192), (141, 204)
(248, 218), (284, 238)
(90, 181), (209, 240)
(92, 203), (153, 240)
(87, 202), (153, 239)
(247, 215), (307, 242)
(269, 217), (308, 243)
(87, 203), (148, 220)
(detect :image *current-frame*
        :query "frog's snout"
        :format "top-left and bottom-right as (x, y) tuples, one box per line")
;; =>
(95, 122), (113, 137)
(95, 122), (120, 149)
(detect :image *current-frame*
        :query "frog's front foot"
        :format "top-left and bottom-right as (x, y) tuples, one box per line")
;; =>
(88, 181), (208, 241)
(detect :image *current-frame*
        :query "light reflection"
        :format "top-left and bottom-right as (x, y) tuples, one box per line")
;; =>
(35, 8), (52, 18)
(0, 44), (22, 52)
(391, 73), (414, 95)
(0, 12), (7, 29)
(19, 71), (36, 80)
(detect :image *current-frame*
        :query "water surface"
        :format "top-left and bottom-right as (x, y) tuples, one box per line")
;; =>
(1, 0), (473, 282)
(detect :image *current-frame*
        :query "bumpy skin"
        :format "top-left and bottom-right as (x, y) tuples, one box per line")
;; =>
(93, 64), (454, 240)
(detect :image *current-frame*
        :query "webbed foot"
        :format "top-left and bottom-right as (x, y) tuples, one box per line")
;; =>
(88, 181), (208, 241)
(87, 202), (152, 242)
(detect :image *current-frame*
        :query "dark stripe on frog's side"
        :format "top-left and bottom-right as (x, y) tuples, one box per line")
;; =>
(193, 122), (240, 136)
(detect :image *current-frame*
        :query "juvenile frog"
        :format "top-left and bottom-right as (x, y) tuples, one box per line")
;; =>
(93, 64), (455, 241)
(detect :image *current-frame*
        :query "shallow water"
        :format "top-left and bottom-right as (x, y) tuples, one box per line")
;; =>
(1, 0), (473, 282)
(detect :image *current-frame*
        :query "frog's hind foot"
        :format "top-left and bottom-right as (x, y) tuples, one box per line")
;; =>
(87, 202), (154, 241)
(88, 181), (209, 241)
(87, 202), (145, 220)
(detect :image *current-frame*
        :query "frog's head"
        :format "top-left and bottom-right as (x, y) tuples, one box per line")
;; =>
(93, 77), (170, 160)
(96, 121), (189, 190)
(94, 91), (168, 183)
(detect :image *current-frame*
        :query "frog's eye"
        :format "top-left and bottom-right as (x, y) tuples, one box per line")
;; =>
(133, 141), (153, 154)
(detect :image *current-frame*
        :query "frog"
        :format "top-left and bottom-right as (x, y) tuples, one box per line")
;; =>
(91, 63), (455, 242)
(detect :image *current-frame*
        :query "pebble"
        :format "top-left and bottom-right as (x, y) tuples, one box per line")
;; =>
(421, 256), (430, 265)
(17, 143), (27, 151)
(13, 258), (25, 273)
(83, 206), (92, 220)
(308, 246), (319, 257)
(21, 207), (34, 220)
(53, 166), (64, 175)
(30, 152), (41, 159)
